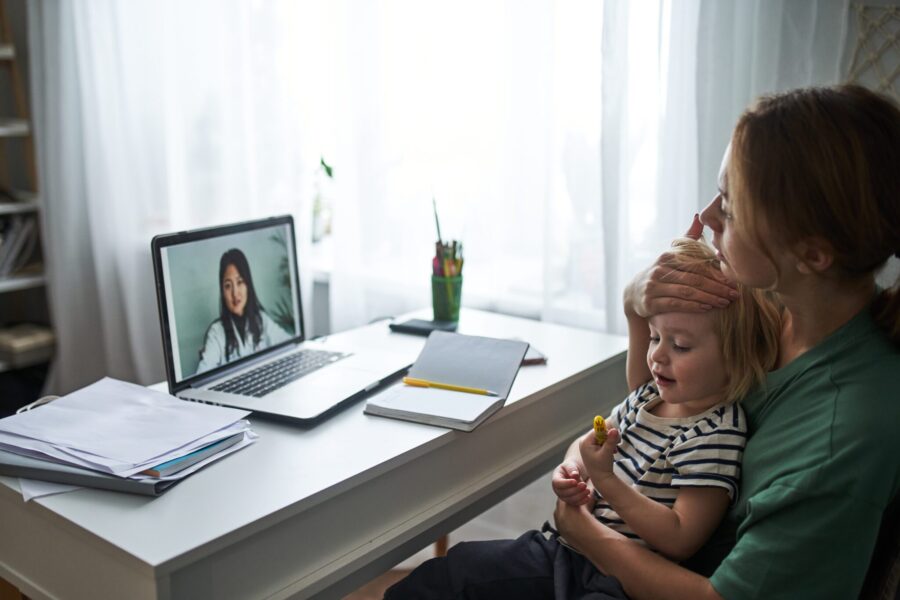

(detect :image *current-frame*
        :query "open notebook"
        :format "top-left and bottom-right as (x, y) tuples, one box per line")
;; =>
(364, 332), (528, 431)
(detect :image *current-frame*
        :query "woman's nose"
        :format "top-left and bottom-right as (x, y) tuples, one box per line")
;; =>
(700, 195), (722, 231)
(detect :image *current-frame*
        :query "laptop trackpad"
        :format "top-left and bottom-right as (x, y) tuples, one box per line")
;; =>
(260, 367), (381, 417)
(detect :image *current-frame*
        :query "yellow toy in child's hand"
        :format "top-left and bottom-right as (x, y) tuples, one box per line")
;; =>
(593, 415), (607, 444)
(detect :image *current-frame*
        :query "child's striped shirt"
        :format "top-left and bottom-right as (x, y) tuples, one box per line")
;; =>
(593, 382), (747, 546)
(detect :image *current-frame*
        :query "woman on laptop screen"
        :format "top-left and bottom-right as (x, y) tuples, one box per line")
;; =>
(196, 248), (292, 373)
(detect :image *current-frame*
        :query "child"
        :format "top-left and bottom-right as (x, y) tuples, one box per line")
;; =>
(552, 236), (780, 567)
(386, 236), (780, 599)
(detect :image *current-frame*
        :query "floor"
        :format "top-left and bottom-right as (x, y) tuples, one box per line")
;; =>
(343, 569), (411, 600)
(343, 537), (444, 599)
(0, 571), (407, 600)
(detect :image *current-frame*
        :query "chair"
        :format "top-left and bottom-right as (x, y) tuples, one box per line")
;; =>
(860, 495), (900, 600)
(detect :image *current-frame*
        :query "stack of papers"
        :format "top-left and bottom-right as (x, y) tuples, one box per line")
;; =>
(0, 378), (256, 497)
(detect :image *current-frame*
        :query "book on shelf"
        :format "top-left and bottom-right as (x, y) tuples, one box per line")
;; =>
(0, 214), (36, 276)
(0, 323), (54, 367)
(364, 331), (528, 432)
(0, 214), (22, 272)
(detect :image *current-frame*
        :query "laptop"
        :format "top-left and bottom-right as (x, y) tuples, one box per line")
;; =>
(151, 215), (412, 422)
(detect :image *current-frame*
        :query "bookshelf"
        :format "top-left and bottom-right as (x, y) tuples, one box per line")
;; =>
(0, 273), (44, 294)
(0, 0), (52, 387)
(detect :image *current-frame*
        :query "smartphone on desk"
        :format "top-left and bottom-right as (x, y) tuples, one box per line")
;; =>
(389, 319), (459, 336)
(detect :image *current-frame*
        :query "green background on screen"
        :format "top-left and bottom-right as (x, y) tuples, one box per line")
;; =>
(167, 225), (296, 379)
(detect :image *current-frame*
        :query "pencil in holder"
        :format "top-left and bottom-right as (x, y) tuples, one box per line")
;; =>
(432, 275), (462, 322)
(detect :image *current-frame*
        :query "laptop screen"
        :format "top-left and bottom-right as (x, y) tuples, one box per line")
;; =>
(152, 216), (303, 387)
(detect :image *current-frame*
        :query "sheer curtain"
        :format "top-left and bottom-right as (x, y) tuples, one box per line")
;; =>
(326, 1), (572, 332)
(30, 1), (318, 393)
(29, 0), (850, 394)
(324, 0), (851, 337)
(323, 0), (695, 334)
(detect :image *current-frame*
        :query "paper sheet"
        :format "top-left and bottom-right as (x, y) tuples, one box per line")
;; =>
(0, 378), (250, 466)
(19, 479), (81, 502)
(0, 420), (252, 476)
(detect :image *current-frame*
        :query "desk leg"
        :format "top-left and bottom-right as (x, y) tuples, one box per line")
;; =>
(435, 535), (449, 557)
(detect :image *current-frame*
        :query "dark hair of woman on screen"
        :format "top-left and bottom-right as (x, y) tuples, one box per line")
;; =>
(196, 247), (294, 374)
(217, 248), (264, 362)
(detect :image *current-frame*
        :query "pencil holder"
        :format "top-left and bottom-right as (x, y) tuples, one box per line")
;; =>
(432, 275), (462, 322)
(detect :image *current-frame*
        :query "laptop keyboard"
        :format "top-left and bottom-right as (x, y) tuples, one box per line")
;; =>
(211, 349), (348, 398)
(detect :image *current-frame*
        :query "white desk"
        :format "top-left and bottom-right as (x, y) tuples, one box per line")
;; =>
(0, 309), (627, 599)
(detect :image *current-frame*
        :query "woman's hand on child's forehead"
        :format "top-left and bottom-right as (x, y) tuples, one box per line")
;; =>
(625, 214), (740, 318)
(656, 254), (735, 290)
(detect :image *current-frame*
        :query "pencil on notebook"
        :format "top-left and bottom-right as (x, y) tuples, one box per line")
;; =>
(402, 377), (497, 397)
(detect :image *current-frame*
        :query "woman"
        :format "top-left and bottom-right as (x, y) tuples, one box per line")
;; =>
(196, 248), (291, 373)
(552, 84), (900, 599)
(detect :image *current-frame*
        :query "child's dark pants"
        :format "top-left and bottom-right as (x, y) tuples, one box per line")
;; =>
(384, 528), (628, 600)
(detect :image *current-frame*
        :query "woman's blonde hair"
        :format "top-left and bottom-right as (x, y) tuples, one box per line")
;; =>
(667, 237), (781, 403)
(729, 84), (900, 344)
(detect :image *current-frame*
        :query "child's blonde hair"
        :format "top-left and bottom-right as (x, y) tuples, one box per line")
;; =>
(666, 237), (781, 403)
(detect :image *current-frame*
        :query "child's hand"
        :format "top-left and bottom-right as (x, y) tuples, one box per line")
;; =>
(579, 427), (621, 486)
(553, 497), (595, 552)
(552, 459), (593, 506)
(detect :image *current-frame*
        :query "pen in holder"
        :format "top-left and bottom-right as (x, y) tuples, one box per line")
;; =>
(431, 197), (463, 322)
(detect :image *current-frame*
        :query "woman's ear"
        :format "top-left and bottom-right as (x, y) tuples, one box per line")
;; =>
(793, 237), (834, 274)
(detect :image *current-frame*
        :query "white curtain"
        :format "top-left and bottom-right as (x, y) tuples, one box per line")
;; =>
(326, 1), (570, 332)
(324, 0), (851, 337)
(695, 0), (851, 233)
(30, 1), (316, 394)
(29, 0), (850, 394)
